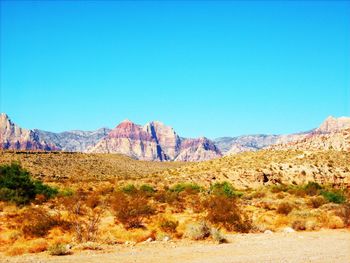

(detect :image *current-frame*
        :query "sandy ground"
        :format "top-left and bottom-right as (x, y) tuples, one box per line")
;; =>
(1, 229), (350, 263)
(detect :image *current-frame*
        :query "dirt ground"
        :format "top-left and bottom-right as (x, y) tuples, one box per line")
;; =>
(1, 229), (349, 263)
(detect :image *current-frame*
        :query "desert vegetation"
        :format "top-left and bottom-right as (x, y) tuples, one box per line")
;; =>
(0, 157), (349, 257)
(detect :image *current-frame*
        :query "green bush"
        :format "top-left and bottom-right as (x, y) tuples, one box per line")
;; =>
(140, 184), (156, 194)
(0, 163), (58, 205)
(321, 190), (346, 204)
(121, 184), (138, 195)
(210, 182), (242, 198)
(170, 183), (201, 194)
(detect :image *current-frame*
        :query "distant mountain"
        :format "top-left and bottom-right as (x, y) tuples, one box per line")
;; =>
(1, 113), (349, 161)
(88, 120), (222, 161)
(0, 113), (57, 151)
(35, 128), (110, 152)
(269, 128), (350, 152)
(214, 116), (350, 155)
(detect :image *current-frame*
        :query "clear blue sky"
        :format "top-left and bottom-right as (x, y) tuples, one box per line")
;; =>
(1, 1), (349, 138)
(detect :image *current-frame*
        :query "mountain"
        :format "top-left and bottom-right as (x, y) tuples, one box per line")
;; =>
(175, 137), (221, 162)
(269, 128), (350, 152)
(1, 113), (349, 161)
(35, 128), (110, 152)
(316, 116), (350, 133)
(214, 116), (350, 155)
(88, 120), (222, 161)
(0, 113), (57, 151)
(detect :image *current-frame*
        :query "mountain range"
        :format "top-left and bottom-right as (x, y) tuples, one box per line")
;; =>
(1, 113), (349, 161)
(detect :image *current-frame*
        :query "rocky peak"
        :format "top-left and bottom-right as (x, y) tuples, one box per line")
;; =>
(0, 113), (56, 151)
(317, 116), (350, 133)
(108, 120), (153, 141)
(143, 121), (181, 160)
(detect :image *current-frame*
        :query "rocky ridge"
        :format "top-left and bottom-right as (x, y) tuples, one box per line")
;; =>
(88, 120), (222, 161)
(0, 113), (57, 151)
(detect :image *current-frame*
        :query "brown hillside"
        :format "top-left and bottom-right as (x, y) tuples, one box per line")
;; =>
(157, 150), (350, 189)
(0, 151), (187, 183)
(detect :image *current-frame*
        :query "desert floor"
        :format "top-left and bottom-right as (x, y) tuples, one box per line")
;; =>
(1, 229), (349, 263)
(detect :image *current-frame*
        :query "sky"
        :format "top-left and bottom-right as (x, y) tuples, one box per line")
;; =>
(0, 1), (349, 138)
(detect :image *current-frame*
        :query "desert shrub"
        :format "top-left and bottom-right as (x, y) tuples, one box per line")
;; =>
(210, 182), (242, 198)
(154, 190), (179, 205)
(309, 196), (326, 208)
(111, 191), (155, 229)
(48, 243), (71, 256)
(159, 218), (179, 233)
(270, 185), (288, 194)
(78, 242), (103, 250)
(335, 203), (350, 227)
(250, 191), (266, 199)
(292, 220), (306, 231)
(287, 187), (306, 197)
(20, 207), (69, 238)
(140, 184), (156, 195)
(321, 190), (346, 204)
(170, 183), (201, 194)
(0, 163), (58, 205)
(121, 184), (138, 195)
(276, 202), (293, 215)
(204, 195), (251, 232)
(5, 244), (27, 256)
(210, 228), (227, 243)
(304, 182), (323, 196)
(28, 239), (48, 253)
(85, 192), (102, 209)
(59, 188), (74, 197)
(184, 221), (211, 240)
(63, 194), (103, 242)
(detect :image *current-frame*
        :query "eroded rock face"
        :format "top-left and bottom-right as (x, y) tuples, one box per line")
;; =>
(269, 128), (350, 152)
(143, 121), (181, 160)
(316, 116), (350, 133)
(175, 137), (222, 162)
(88, 120), (165, 161)
(35, 128), (110, 152)
(89, 121), (221, 161)
(0, 113), (57, 151)
(215, 116), (350, 155)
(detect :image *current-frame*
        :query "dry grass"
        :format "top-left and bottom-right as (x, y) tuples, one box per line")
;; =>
(1, 150), (350, 257)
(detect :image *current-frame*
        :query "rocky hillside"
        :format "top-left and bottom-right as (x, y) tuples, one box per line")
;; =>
(0, 113), (57, 151)
(0, 151), (186, 182)
(215, 116), (350, 155)
(269, 128), (350, 152)
(88, 120), (222, 161)
(35, 128), (111, 152)
(157, 150), (350, 188)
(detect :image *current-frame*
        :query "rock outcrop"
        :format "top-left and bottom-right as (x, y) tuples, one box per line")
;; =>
(316, 116), (350, 133)
(88, 120), (221, 161)
(35, 128), (110, 152)
(0, 113), (57, 151)
(215, 116), (350, 155)
(175, 137), (221, 162)
(269, 128), (350, 152)
(88, 120), (165, 161)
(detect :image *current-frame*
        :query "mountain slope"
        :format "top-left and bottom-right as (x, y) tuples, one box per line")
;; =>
(157, 150), (350, 188)
(269, 128), (350, 151)
(0, 113), (57, 151)
(214, 116), (350, 155)
(35, 128), (111, 152)
(88, 120), (222, 161)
